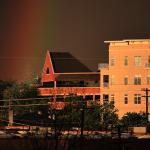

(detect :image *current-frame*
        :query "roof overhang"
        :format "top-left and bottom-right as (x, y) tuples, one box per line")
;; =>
(104, 39), (150, 43)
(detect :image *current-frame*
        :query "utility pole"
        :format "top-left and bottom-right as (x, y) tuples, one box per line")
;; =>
(80, 102), (94, 138)
(53, 80), (57, 103)
(80, 102), (95, 150)
(8, 97), (13, 126)
(142, 88), (150, 134)
(54, 111), (58, 150)
(80, 108), (85, 138)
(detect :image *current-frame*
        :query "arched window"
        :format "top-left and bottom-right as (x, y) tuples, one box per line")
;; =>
(46, 68), (50, 74)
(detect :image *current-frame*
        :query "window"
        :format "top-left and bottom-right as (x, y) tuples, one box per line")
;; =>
(134, 75), (141, 85)
(110, 57), (115, 66)
(148, 55), (150, 64)
(124, 56), (128, 66)
(111, 94), (115, 103)
(124, 94), (128, 104)
(85, 95), (93, 100)
(147, 75), (150, 85)
(46, 68), (50, 74)
(134, 56), (141, 66)
(43, 81), (54, 87)
(124, 76), (128, 85)
(95, 95), (100, 101)
(111, 75), (115, 85)
(103, 75), (109, 87)
(146, 55), (150, 67)
(134, 94), (141, 104)
(103, 94), (109, 102)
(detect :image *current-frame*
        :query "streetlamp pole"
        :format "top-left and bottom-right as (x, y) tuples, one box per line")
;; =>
(142, 88), (150, 134)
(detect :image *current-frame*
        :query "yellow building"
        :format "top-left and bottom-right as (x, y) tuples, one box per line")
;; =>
(99, 39), (150, 117)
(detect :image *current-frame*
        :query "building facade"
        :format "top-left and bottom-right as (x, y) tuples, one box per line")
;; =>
(38, 51), (100, 108)
(99, 39), (150, 117)
(39, 40), (150, 116)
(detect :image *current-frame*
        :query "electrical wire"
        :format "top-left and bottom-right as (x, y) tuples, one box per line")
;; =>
(0, 103), (49, 108)
(0, 97), (52, 102)
(0, 57), (100, 61)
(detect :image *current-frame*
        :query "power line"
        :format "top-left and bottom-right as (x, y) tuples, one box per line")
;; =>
(0, 99), (149, 108)
(0, 103), (49, 108)
(0, 56), (149, 60)
(0, 57), (100, 60)
(0, 118), (30, 126)
(0, 97), (52, 102)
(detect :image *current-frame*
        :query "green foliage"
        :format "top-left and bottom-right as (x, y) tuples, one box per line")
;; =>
(49, 94), (83, 129)
(49, 95), (119, 131)
(0, 80), (15, 99)
(101, 101), (119, 130)
(31, 76), (41, 85)
(84, 107), (101, 130)
(3, 82), (37, 99)
(121, 112), (146, 127)
(2, 81), (50, 123)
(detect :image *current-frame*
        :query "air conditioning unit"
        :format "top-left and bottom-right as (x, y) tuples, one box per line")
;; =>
(145, 63), (150, 68)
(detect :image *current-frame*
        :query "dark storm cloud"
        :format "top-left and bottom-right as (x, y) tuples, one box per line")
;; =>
(1, 0), (150, 81)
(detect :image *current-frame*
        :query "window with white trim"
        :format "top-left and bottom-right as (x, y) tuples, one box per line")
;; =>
(134, 94), (141, 104)
(103, 94), (109, 102)
(147, 75), (150, 85)
(111, 94), (115, 103)
(145, 55), (150, 67)
(148, 55), (150, 64)
(134, 75), (141, 85)
(134, 56), (141, 66)
(124, 76), (128, 85)
(110, 57), (115, 66)
(124, 56), (128, 66)
(124, 94), (128, 104)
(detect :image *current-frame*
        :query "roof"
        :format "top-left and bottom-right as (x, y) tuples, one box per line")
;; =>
(50, 52), (92, 73)
(104, 39), (150, 43)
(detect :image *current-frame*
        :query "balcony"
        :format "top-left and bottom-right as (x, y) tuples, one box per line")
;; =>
(38, 87), (100, 96)
(145, 63), (150, 68)
(98, 63), (109, 70)
(103, 82), (109, 88)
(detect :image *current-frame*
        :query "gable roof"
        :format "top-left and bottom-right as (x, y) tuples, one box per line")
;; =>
(49, 52), (92, 73)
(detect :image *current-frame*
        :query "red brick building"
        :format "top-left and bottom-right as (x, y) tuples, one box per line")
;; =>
(38, 51), (100, 105)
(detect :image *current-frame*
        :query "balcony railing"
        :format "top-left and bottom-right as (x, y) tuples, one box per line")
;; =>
(38, 87), (100, 96)
(98, 63), (109, 70)
(103, 82), (109, 88)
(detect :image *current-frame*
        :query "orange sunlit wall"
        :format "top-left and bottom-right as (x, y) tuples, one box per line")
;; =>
(41, 51), (55, 82)
(100, 39), (150, 117)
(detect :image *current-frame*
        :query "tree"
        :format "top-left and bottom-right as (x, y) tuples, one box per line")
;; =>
(0, 80), (16, 125)
(84, 106), (101, 130)
(84, 101), (118, 131)
(101, 101), (119, 131)
(2, 81), (49, 125)
(0, 80), (15, 99)
(3, 82), (38, 99)
(48, 95), (119, 131)
(121, 112), (146, 127)
(48, 94), (83, 130)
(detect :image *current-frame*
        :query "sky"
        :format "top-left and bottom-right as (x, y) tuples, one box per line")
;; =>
(1, 0), (150, 81)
